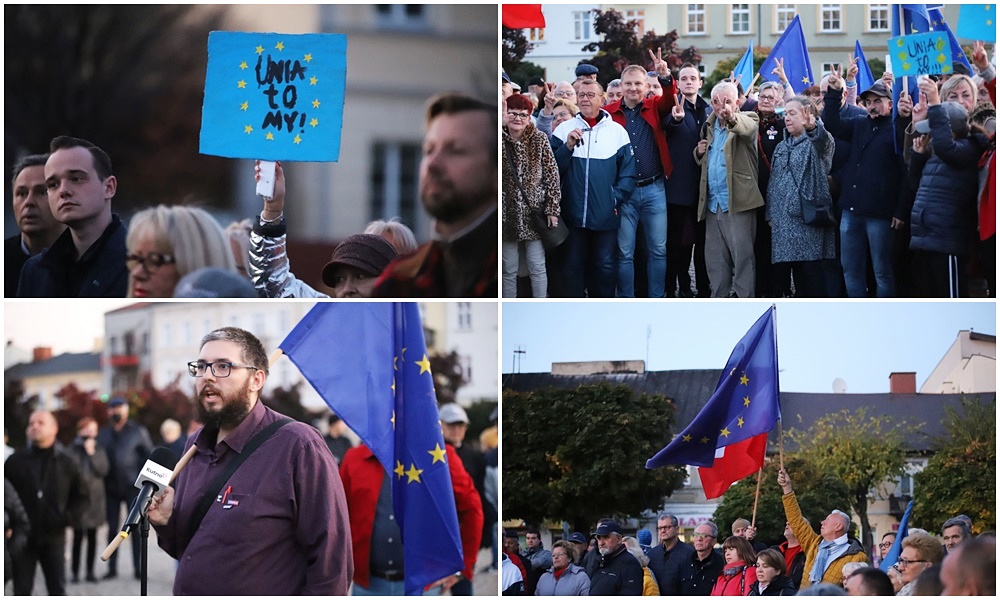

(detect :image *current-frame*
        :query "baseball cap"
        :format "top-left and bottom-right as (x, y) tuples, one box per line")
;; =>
(860, 80), (891, 100)
(108, 397), (127, 408)
(568, 532), (588, 544)
(439, 403), (470, 425)
(594, 521), (622, 536)
(575, 63), (599, 77)
(321, 234), (398, 287)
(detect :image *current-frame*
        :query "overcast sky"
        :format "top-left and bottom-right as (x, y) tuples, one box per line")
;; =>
(502, 302), (995, 394)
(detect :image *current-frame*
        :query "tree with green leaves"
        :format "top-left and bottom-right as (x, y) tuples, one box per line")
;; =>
(913, 396), (996, 533)
(581, 9), (701, 86)
(713, 456), (852, 546)
(503, 382), (686, 532)
(785, 408), (920, 555)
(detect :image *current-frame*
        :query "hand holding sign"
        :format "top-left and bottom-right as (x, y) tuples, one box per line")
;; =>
(888, 32), (953, 78)
(255, 160), (286, 220)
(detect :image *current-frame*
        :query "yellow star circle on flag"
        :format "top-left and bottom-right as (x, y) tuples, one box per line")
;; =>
(744, 396), (751, 407)
(720, 427), (731, 438)
(405, 463), (423, 484)
(428, 443), (447, 464)
(682, 434), (692, 442)
(255, 45), (264, 55)
(737, 417), (745, 428)
(416, 354), (432, 375)
(265, 132), (274, 141)
(239, 61), (248, 70)
(312, 99), (321, 109)
(740, 374), (750, 385)
(394, 460), (405, 479)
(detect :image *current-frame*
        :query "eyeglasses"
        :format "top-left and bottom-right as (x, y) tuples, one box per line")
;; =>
(507, 112), (531, 121)
(657, 525), (676, 530)
(187, 360), (259, 378)
(553, 90), (574, 97)
(126, 252), (176, 273)
(758, 95), (778, 102)
(691, 533), (715, 539)
(895, 558), (930, 568)
(577, 92), (599, 99)
(878, 542), (894, 549)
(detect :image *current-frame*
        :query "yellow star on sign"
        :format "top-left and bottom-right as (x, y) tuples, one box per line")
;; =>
(740, 374), (750, 386)
(293, 134), (302, 145)
(275, 41), (285, 51)
(312, 99), (321, 109)
(416, 354), (432, 375)
(428, 443), (447, 464)
(682, 434), (692, 442)
(902, 62), (911, 71)
(309, 76), (318, 86)
(394, 460), (405, 479)
(255, 45), (265, 55)
(237, 80), (247, 89)
(240, 101), (249, 111)
(265, 132), (274, 141)
(720, 427), (731, 439)
(737, 417), (745, 428)
(244, 125), (253, 134)
(239, 61), (248, 70)
(309, 118), (319, 127)
(405, 463), (423, 483)
(304, 53), (313, 62)
(744, 396), (750, 407)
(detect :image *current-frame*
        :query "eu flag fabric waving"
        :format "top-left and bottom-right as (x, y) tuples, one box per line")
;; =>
(879, 499), (913, 572)
(854, 41), (876, 95)
(279, 303), (464, 595)
(646, 307), (780, 471)
(733, 40), (755, 92)
(757, 15), (815, 94)
(502, 4), (546, 29)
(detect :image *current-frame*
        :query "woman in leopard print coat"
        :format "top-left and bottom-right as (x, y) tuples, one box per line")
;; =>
(502, 94), (561, 298)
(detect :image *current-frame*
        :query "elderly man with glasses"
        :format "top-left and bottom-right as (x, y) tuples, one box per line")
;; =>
(147, 327), (352, 595)
(679, 521), (725, 595)
(647, 513), (694, 595)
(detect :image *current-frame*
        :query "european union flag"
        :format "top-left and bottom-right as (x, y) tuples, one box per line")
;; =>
(757, 15), (814, 94)
(928, 8), (973, 74)
(279, 303), (464, 595)
(957, 5), (996, 43)
(733, 40), (755, 92)
(646, 307), (780, 469)
(854, 41), (876, 94)
(879, 499), (913, 573)
(200, 31), (347, 162)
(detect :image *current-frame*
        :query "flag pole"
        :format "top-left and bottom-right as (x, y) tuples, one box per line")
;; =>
(751, 466), (763, 527)
(778, 419), (784, 470)
(898, 5), (908, 92)
(269, 348), (284, 367)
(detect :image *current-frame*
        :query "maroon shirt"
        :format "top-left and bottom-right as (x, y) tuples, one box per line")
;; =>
(154, 400), (353, 594)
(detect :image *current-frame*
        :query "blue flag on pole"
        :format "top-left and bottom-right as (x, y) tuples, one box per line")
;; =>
(758, 15), (815, 93)
(279, 303), (464, 595)
(854, 41), (876, 94)
(733, 40), (755, 92)
(646, 307), (780, 469)
(928, 8), (974, 74)
(879, 499), (914, 572)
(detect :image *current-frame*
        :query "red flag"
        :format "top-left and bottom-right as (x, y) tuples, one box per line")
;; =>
(502, 5), (545, 29)
(697, 432), (767, 499)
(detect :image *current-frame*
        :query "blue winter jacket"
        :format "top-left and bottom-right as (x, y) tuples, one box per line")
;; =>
(908, 104), (989, 256)
(552, 110), (637, 231)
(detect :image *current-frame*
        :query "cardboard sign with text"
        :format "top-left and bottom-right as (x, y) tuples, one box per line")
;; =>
(888, 32), (953, 77)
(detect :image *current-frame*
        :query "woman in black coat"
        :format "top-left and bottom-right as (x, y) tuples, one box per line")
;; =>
(749, 548), (797, 596)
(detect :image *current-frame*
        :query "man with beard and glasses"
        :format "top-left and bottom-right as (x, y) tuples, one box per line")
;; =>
(147, 327), (352, 595)
(373, 93), (498, 297)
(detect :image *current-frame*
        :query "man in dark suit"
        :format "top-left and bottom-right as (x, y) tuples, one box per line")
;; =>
(6, 153), (64, 296)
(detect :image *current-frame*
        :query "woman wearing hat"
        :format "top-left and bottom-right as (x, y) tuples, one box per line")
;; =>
(502, 93), (562, 298)
(249, 162), (398, 298)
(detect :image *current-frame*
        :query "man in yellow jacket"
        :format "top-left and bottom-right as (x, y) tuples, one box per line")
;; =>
(777, 467), (868, 590)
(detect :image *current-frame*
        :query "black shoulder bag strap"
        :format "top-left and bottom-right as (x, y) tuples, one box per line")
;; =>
(185, 417), (293, 541)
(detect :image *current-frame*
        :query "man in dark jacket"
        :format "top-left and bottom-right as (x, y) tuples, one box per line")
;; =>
(97, 396), (153, 579)
(664, 64), (713, 298)
(16, 136), (128, 297)
(822, 76), (907, 297)
(589, 520), (643, 595)
(6, 153), (65, 297)
(6, 410), (88, 595)
(647, 513), (695, 594)
(4, 478), (31, 585)
(679, 521), (725, 595)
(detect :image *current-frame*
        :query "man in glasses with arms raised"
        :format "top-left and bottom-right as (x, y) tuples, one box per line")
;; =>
(147, 327), (352, 595)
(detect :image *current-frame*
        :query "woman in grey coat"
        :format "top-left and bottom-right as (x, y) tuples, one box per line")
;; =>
(765, 96), (839, 297)
(69, 418), (109, 583)
(535, 540), (591, 596)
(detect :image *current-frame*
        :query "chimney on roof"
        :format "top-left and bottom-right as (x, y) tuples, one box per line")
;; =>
(33, 347), (53, 362)
(889, 372), (916, 394)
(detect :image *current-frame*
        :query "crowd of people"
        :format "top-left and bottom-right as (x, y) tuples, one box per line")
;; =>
(501, 40), (996, 298)
(7, 93), (498, 299)
(4, 326), (499, 595)
(501, 469), (994, 596)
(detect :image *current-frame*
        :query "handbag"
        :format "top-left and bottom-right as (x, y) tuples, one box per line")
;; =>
(505, 139), (568, 249)
(787, 139), (837, 228)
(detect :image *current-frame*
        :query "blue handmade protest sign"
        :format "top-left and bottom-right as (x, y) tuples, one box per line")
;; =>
(200, 31), (347, 162)
(957, 4), (996, 43)
(888, 31), (953, 77)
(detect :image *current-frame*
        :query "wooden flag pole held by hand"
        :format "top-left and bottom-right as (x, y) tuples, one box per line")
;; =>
(751, 467), (763, 527)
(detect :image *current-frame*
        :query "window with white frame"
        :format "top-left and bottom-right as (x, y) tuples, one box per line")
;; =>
(730, 4), (751, 34)
(573, 11), (592, 41)
(373, 5), (428, 31)
(868, 4), (890, 32)
(528, 27), (545, 42)
(457, 302), (473, 330)
(822, 62), (842, 75)
(687, 4), (706, 35)
(370, 141), (421, 230)
(821, 4), (843, 32)
(775, 4), (796, 33)
(625, 9), (646, 35)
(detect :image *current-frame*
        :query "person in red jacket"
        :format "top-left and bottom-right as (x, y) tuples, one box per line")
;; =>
(711, 536), (758, 596)
(340, 443), (483, 595)
(972, 40), (995, 297)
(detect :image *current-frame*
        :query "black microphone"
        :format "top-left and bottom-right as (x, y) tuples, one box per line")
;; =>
(121, 447), (178, 533)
